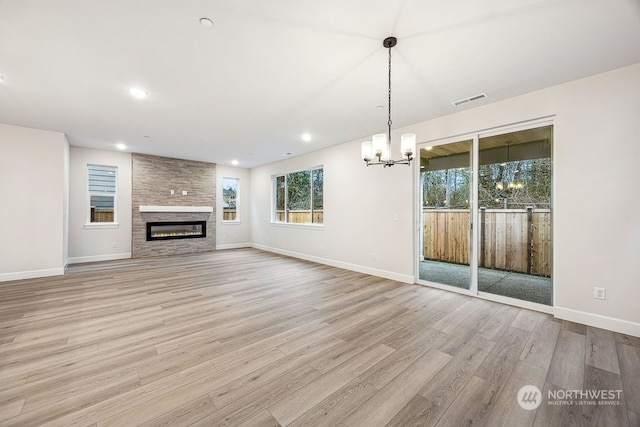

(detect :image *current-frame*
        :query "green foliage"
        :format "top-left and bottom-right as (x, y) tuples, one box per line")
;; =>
(276, 168), (323, 212)
(422, 168), (470, 209)
(423, 159), (551, 209)
(287, 171), (311, 210)
(312, 168), (323, 210)
(276, 175), (285, 210)
(478, 159), (551, 208)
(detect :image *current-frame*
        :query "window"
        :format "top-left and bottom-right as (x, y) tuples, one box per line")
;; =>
(222, 177), (239, 222)
(274, 166), (323, 224)
(88, 164), (117, 223)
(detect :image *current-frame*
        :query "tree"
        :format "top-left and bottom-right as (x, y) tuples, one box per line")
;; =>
(422, 168), (470, 209)
(423, 158), (550, 210)
(222, 184), (237, 209)
(478, 159), (550, 208)
(312, 168), (323, 210)
(287, 171), (311, 210)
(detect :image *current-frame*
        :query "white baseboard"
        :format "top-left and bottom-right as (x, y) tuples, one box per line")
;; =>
(216, 243), (252, 250)
(555, 306), (640, 337)
(252, 244), (415, 284)
(67, 253), (132, 265)
(0, 267), (65, 282)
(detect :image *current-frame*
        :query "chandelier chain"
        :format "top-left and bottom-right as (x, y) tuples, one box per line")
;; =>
(387, 43), (392, 141)
(360, 36), (414, 167)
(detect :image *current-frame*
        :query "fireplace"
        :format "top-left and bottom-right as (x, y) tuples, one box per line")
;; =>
(146, 221), (206, 241)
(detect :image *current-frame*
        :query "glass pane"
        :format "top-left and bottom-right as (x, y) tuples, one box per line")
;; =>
(312, 168), (323, 224)
(287, 170), (311, 223)
(88, 164), (116, 223)
(478, 125), (552, 305)
(419, 139), (472, 289)
(275, 175), (285, 222)
(222, 177), (238, 221)
(90, 195), (114, 223)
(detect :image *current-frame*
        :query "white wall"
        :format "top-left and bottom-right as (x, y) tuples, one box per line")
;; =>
(251, 63), (640, 335)
(251, 143), (415, 283)
(68, 147), (132, 263)
(216, 165), (252, 249)
(0, 123), (68, 281)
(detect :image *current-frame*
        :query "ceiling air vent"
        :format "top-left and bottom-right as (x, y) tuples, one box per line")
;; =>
(452, 92), (487, 107)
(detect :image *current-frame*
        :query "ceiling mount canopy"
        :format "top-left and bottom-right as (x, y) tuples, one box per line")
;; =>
(361, 36), (415, 167)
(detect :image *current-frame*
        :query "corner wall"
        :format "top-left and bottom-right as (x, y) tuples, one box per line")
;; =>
(0, 123), (68, 281)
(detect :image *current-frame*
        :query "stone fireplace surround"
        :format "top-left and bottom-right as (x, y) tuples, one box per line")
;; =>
(132, 153), (216, 258)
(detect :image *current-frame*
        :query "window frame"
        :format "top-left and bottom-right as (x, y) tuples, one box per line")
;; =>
(272, 165), (323, 227)
(221, 176), (240, 223)
(86, 164), (118, 228)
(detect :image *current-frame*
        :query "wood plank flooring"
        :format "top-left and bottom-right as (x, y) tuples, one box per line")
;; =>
(0, 248), (638, 426)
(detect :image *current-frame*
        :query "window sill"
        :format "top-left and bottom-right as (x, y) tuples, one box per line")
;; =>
(222, 220), (241, 225)
(270, 222), (324, 230)
(84, 223), (120, 229)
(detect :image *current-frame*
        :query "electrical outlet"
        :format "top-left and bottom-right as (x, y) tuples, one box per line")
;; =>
(594, 287), (606, 300)
(112, 242), (117, 248)
(371, 252), (377, 261)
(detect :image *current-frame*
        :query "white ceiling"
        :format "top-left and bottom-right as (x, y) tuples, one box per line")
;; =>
(1, 0), (639, 168)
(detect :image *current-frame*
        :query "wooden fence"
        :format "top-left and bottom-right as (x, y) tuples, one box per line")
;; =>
(275, 210), (323, 224)
(90, 208), (114, 223)
(423, 208), (551, 276)
(223, 210), (236, 221)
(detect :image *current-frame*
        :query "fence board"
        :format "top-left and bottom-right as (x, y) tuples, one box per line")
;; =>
(275, 210), (323, 224)
(423, 209), (550, 276)
(533, 211), (551, 275)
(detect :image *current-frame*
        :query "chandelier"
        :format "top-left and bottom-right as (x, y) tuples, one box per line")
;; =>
(361, 36), (416, 167)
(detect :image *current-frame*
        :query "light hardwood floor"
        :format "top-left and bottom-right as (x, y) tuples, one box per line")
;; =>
(0, 248), (638, 426)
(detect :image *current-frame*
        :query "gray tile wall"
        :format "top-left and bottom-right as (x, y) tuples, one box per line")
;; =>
(132, 153), (216, 258)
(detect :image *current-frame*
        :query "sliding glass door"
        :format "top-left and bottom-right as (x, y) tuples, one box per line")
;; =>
(477, 125), (552, 305)
(417, 122), (553, 306)
(419, 139), (473, 290)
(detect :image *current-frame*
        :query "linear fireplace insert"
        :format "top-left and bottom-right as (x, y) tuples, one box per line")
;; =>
(146, 221), (206, 241)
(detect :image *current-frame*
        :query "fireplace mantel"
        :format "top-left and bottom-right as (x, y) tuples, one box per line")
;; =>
(139, 205), (213, 213)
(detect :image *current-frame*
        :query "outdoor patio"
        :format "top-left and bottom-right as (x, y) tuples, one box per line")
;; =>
(419, 260), (552, 305)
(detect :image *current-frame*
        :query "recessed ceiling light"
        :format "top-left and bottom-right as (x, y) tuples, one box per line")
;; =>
(129, 87), (147, 99)
(143, 135), (150, 139)
(116, 143), (126, 150)
(199, 17), (213, 27)
(231, 160), (239, 166)
(301, 133), (312, 142)
(282, 152), (293, 157)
